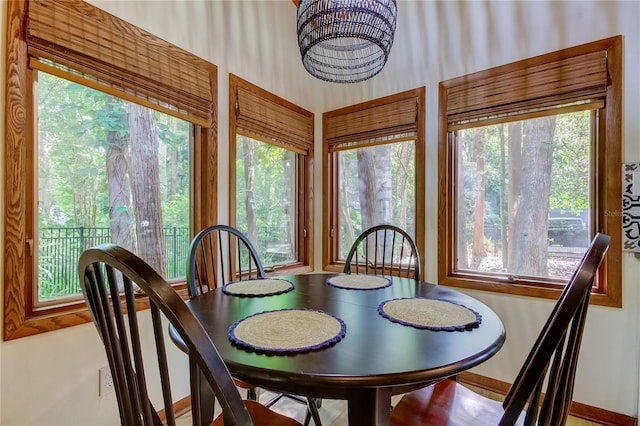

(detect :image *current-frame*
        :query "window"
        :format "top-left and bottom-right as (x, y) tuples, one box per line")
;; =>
(323, 88), (426, 273)
(37, 72), (190, 305)
(229, 75), (314, 272)
(438, 36), (622, 306)
(4, 0), (217, 339)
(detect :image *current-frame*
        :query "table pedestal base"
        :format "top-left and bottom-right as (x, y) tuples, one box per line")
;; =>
(347, 387), (391, 426)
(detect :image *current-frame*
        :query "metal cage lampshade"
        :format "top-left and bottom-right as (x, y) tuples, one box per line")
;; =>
(297, 0), (397, 83)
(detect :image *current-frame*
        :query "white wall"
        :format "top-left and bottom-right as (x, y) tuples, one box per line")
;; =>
(1, 1), (639, 424)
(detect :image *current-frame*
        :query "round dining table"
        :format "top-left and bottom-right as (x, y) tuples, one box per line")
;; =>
(176, 273), (506, 426)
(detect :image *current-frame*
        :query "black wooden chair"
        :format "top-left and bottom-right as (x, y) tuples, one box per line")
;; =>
(344, 224), (421, 280)
(389, 233), (611, 426)
(187, 224), (265, 296)
(188, 225), (322, 425)
(78, 243), (302, 426)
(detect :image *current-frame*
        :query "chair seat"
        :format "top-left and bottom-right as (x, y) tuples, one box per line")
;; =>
(390, 379), (523, 426)
(212, 400), (303, 426)
(234, 378), (255, 389)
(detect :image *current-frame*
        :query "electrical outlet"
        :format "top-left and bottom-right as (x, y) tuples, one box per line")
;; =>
(99, 366), (114, 397)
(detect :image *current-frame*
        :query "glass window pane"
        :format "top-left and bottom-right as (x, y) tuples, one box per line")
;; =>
(235, 135), (298, 267)
(37, 72), (191, 303)
(338, 141), (416, 259)
(455, 111), (593, 282)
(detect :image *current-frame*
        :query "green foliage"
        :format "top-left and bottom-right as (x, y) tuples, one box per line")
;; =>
(236, 136), (296, 264)
(549, 111), (591, 214)
(163, 192), (190, 227)
(337, 141), (416, 257)
(459, 108), (593, 254)
(37, 71), (190, 300)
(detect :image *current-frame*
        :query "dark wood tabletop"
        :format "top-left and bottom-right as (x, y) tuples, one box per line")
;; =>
(180, 273), (506, 426)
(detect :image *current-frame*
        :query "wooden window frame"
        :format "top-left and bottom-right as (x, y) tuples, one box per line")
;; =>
(229, 74), (314, 274)
(4, 0), (217, 340)
(322, 88), (426, 273)
(437, 36), (622, 307)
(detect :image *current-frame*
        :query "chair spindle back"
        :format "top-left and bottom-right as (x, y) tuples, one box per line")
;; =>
(344, 224), (421, 280)
(187, 225), (265, 296)
(79, 243), (254, 426)
(500, 233), (610, 426)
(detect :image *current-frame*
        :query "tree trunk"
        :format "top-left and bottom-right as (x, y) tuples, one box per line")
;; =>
(357, 148), (380, 260)
(456, 138), (469, 269)
(499, 124), (508, 268)
(357, 149), (378, 230)
(396, 143), (412, 231)
(375, 144), (393, 225)
(242, 137), (258, 245)
(283, 151), (294, 260)
(339, 154), (355, 255)
(510, 117), (556, 276)
(507, 122), (523, 269)
(105, 98), (134, 251)
(129, 103), (166, 276)
(471, 130), (487, 268)
(169, 146), (179, 197)
(375, 145), (394, 260)
(168, 118), (180, 198)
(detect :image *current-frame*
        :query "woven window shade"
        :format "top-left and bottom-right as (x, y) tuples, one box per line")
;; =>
(234, 78), (313, 155)
(325, 97), (418, 151)
(26, 0), (215, 125)
(446, 50), (608, 125)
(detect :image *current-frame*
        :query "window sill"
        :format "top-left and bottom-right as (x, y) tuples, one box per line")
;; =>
(4, 282), (190, 341)
(321, 264), (345, 274)
(440, 276), (620, 308)
(266, 263), (313, 276)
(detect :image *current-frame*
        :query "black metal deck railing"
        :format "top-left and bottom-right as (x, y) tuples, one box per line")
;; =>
(38, 226), (190, 300)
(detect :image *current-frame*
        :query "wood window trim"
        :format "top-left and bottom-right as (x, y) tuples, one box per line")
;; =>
(228, 74), (314, 273)
(3, 0), (217, 340)
(437, 36), (622, 307)
(322, 87), (426, 274)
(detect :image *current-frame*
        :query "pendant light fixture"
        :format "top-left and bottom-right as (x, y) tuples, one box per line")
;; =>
(297, 0), (398, 83)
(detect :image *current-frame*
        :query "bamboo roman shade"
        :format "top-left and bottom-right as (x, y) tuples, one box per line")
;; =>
(325, 96), (419, 151)
(233, 76), (314, 156)
(445, 50), (608, 126)
(26, 0), (215, 126)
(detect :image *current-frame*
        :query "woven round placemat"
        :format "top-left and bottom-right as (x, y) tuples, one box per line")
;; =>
(378, 298), (482, 331)
(222, 278), (294, 297)
(326, 274), (391, 290)
(228, 309), (347, 354)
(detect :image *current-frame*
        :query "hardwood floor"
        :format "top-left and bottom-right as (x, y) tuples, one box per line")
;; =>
(176, 390), (366, 425)
(176, 387), (603, 425)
